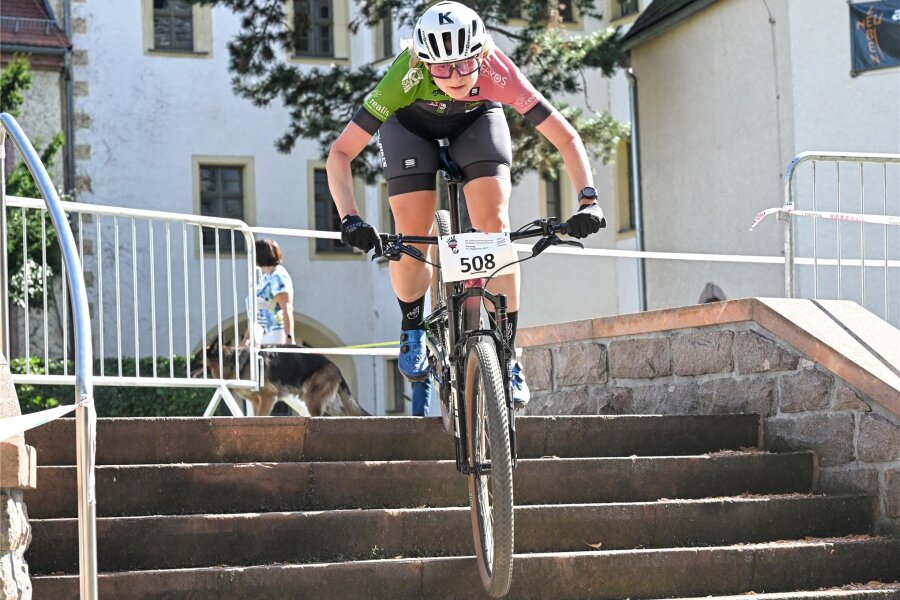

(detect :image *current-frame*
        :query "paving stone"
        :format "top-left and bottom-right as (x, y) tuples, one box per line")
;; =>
(673, 331), (734, 376)
(521, 348), (552, 392)
(555, 343), (607, 387)
(831, 382), (871, 411)
(631, 382), (702, 414)
(885, 469), (900, 518)
(608, 338), (671, 379)
(857, 413), (900, 463)
(817, 467), (880, 497)
(700, 377), (776, 418)
(765, 413), (855, 467)
(734, 331), (800, 374)
(780, 369), (833, 413)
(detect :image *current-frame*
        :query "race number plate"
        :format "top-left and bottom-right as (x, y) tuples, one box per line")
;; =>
(437, 232), (518, 283)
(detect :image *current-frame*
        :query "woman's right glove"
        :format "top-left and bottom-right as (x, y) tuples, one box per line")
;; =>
(340, 215), (382, 254)
(565, 203), (607, 238)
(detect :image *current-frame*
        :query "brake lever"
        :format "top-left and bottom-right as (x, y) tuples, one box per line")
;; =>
(555, 238), (584, 250)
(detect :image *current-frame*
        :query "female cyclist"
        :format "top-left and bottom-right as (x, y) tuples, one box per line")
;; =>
(326, 1), (605, 408)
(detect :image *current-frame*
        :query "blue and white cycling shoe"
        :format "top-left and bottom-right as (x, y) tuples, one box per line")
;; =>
(399, 328), (429, 382)
(511, 360), (530, 410)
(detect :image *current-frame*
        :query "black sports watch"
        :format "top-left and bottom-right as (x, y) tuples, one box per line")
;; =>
(577, 186), (598, 202)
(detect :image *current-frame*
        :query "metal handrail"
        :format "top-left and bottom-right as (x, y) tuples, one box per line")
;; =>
(1, 113), (98, 599)
(4, 194), (260, 391)
(782, 151), (900, 299)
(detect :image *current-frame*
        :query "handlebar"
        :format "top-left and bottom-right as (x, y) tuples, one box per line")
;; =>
(374, 217), (582, 263)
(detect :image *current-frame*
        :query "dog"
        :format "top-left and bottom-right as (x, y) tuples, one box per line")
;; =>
(190, 340), (370, 417)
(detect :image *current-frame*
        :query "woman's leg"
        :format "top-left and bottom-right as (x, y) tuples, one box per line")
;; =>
(387, 190), (438, 303)
(462, 176), (518, 312)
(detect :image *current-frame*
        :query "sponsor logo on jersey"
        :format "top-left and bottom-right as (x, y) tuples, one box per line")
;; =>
(480, 62), (508, 87)
(366, 95), (391, 119)
(469, 87), (480, 96)
(464, 101), (482, 112)
(425, 101), (448, 113)
(402, 68), (424, 93)
(516, 93), (538, 109)
(378, 134), (387, 168)
(403, 158), (417, 170)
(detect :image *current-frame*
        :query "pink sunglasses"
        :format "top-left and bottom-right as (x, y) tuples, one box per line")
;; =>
(426, 58), (481, 79)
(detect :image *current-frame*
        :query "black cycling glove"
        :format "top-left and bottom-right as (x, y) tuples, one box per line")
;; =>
(565, 203), (607, 239)
(340, 214), (382, 254)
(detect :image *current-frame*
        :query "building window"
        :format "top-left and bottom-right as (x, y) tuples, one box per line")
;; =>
(611, 0), (640, 21)
(294, 0), (334, 57)
(502, 0), (575, 22)
(153, 0), (194, 51)
(544, 177), (563, 221)
(375, 14), (393, 61)
(313, 168), (351, 254)
(615, 137), (636, 234)
(385, 359), (407, 414)
(199, 165), (246, 252)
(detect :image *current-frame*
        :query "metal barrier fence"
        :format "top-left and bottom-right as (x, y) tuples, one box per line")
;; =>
(3, 196), (260, 392)
(782, 152), (900, 327)
(1, 113), (98, 598)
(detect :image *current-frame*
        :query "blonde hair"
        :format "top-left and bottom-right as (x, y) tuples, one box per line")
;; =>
(407, 35), (495, 69)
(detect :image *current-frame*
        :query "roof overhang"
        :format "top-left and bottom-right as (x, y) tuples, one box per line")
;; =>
(622, 0), (721, 52)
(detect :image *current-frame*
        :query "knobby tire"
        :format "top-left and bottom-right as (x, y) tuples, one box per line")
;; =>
(431, 209), (454, 434)
(465, 339), (514, 598)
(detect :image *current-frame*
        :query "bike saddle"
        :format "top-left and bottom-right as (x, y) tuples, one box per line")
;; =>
(438, 146), (465, 183)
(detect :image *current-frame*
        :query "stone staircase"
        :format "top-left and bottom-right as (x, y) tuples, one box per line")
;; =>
(24, 415), (900, 599)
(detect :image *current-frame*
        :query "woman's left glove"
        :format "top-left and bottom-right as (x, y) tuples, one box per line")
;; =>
(340, 215), (383, 254)
(565, 203), (607, 238)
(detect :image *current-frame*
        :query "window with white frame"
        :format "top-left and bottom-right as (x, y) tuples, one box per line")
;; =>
(199, 165), (246, 252)
(153, 0), (194, 51)
(313, 168), (352, 253)
(610, 0), (640, 21)
(294, 0), (334, 57)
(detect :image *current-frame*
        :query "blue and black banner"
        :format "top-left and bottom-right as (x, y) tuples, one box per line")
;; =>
(849, 0), (900, 75)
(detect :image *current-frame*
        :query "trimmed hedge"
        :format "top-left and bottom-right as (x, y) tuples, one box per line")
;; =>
(12, 356), (212, 417)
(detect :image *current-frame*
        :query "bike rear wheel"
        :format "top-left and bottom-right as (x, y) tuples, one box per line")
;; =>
(465, 339), (514, 598)
(431, 209), (454, 434)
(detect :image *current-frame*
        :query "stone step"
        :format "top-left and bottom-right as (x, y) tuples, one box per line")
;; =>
(26, 451), (813, 518)
(667, 587), (900, 599)
(28, 494), (873, 574)
(31, 537), (900, 600)
(25, 414), (760, 465)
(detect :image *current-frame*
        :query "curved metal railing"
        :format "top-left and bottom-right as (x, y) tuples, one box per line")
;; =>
(1, 113), (98, 599)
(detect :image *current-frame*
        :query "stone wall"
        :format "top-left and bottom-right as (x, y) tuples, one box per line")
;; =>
(1, 352), (34, 600)
(521, 323), (900, 533)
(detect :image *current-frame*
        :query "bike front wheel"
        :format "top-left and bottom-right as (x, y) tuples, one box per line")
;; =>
(431, 209), (454, 434)
(465, 339), (514, 598)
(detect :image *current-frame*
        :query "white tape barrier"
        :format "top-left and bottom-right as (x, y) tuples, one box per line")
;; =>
(252, 227), (787, 264)
(1, 402), (80, 442)
(751, 207), (900, 230)
(260, 346), (400, 356)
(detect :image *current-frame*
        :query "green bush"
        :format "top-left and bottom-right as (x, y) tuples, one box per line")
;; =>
(12, 355), (212, 417)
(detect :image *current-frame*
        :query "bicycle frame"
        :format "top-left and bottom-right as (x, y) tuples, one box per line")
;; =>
(424, 162), (517, 476)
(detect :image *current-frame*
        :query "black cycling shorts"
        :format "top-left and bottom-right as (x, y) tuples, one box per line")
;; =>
(378, 106), (513, 196)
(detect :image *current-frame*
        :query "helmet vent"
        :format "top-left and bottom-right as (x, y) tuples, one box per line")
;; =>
(442, 31), (453, 57)
(458, 29), (466, 56)
(427, 33), (440, 59)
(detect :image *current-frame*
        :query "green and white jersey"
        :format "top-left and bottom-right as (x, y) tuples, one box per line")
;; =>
(351, 48), (553, 135)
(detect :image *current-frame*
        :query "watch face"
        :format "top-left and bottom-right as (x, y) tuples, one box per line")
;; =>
(581, 187), (597, 199)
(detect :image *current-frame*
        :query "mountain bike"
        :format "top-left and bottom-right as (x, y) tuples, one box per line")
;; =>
(376, 145), (583, 598)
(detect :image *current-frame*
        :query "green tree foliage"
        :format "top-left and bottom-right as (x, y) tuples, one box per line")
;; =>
(13, 356), (212, 416)
(192, 0), (628, 183)
(2, 56), (64, 306)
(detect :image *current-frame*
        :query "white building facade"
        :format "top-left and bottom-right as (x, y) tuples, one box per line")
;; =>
(62, 0), (640, 413)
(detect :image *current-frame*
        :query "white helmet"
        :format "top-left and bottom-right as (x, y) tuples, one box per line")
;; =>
(413, 1), (488, 63)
